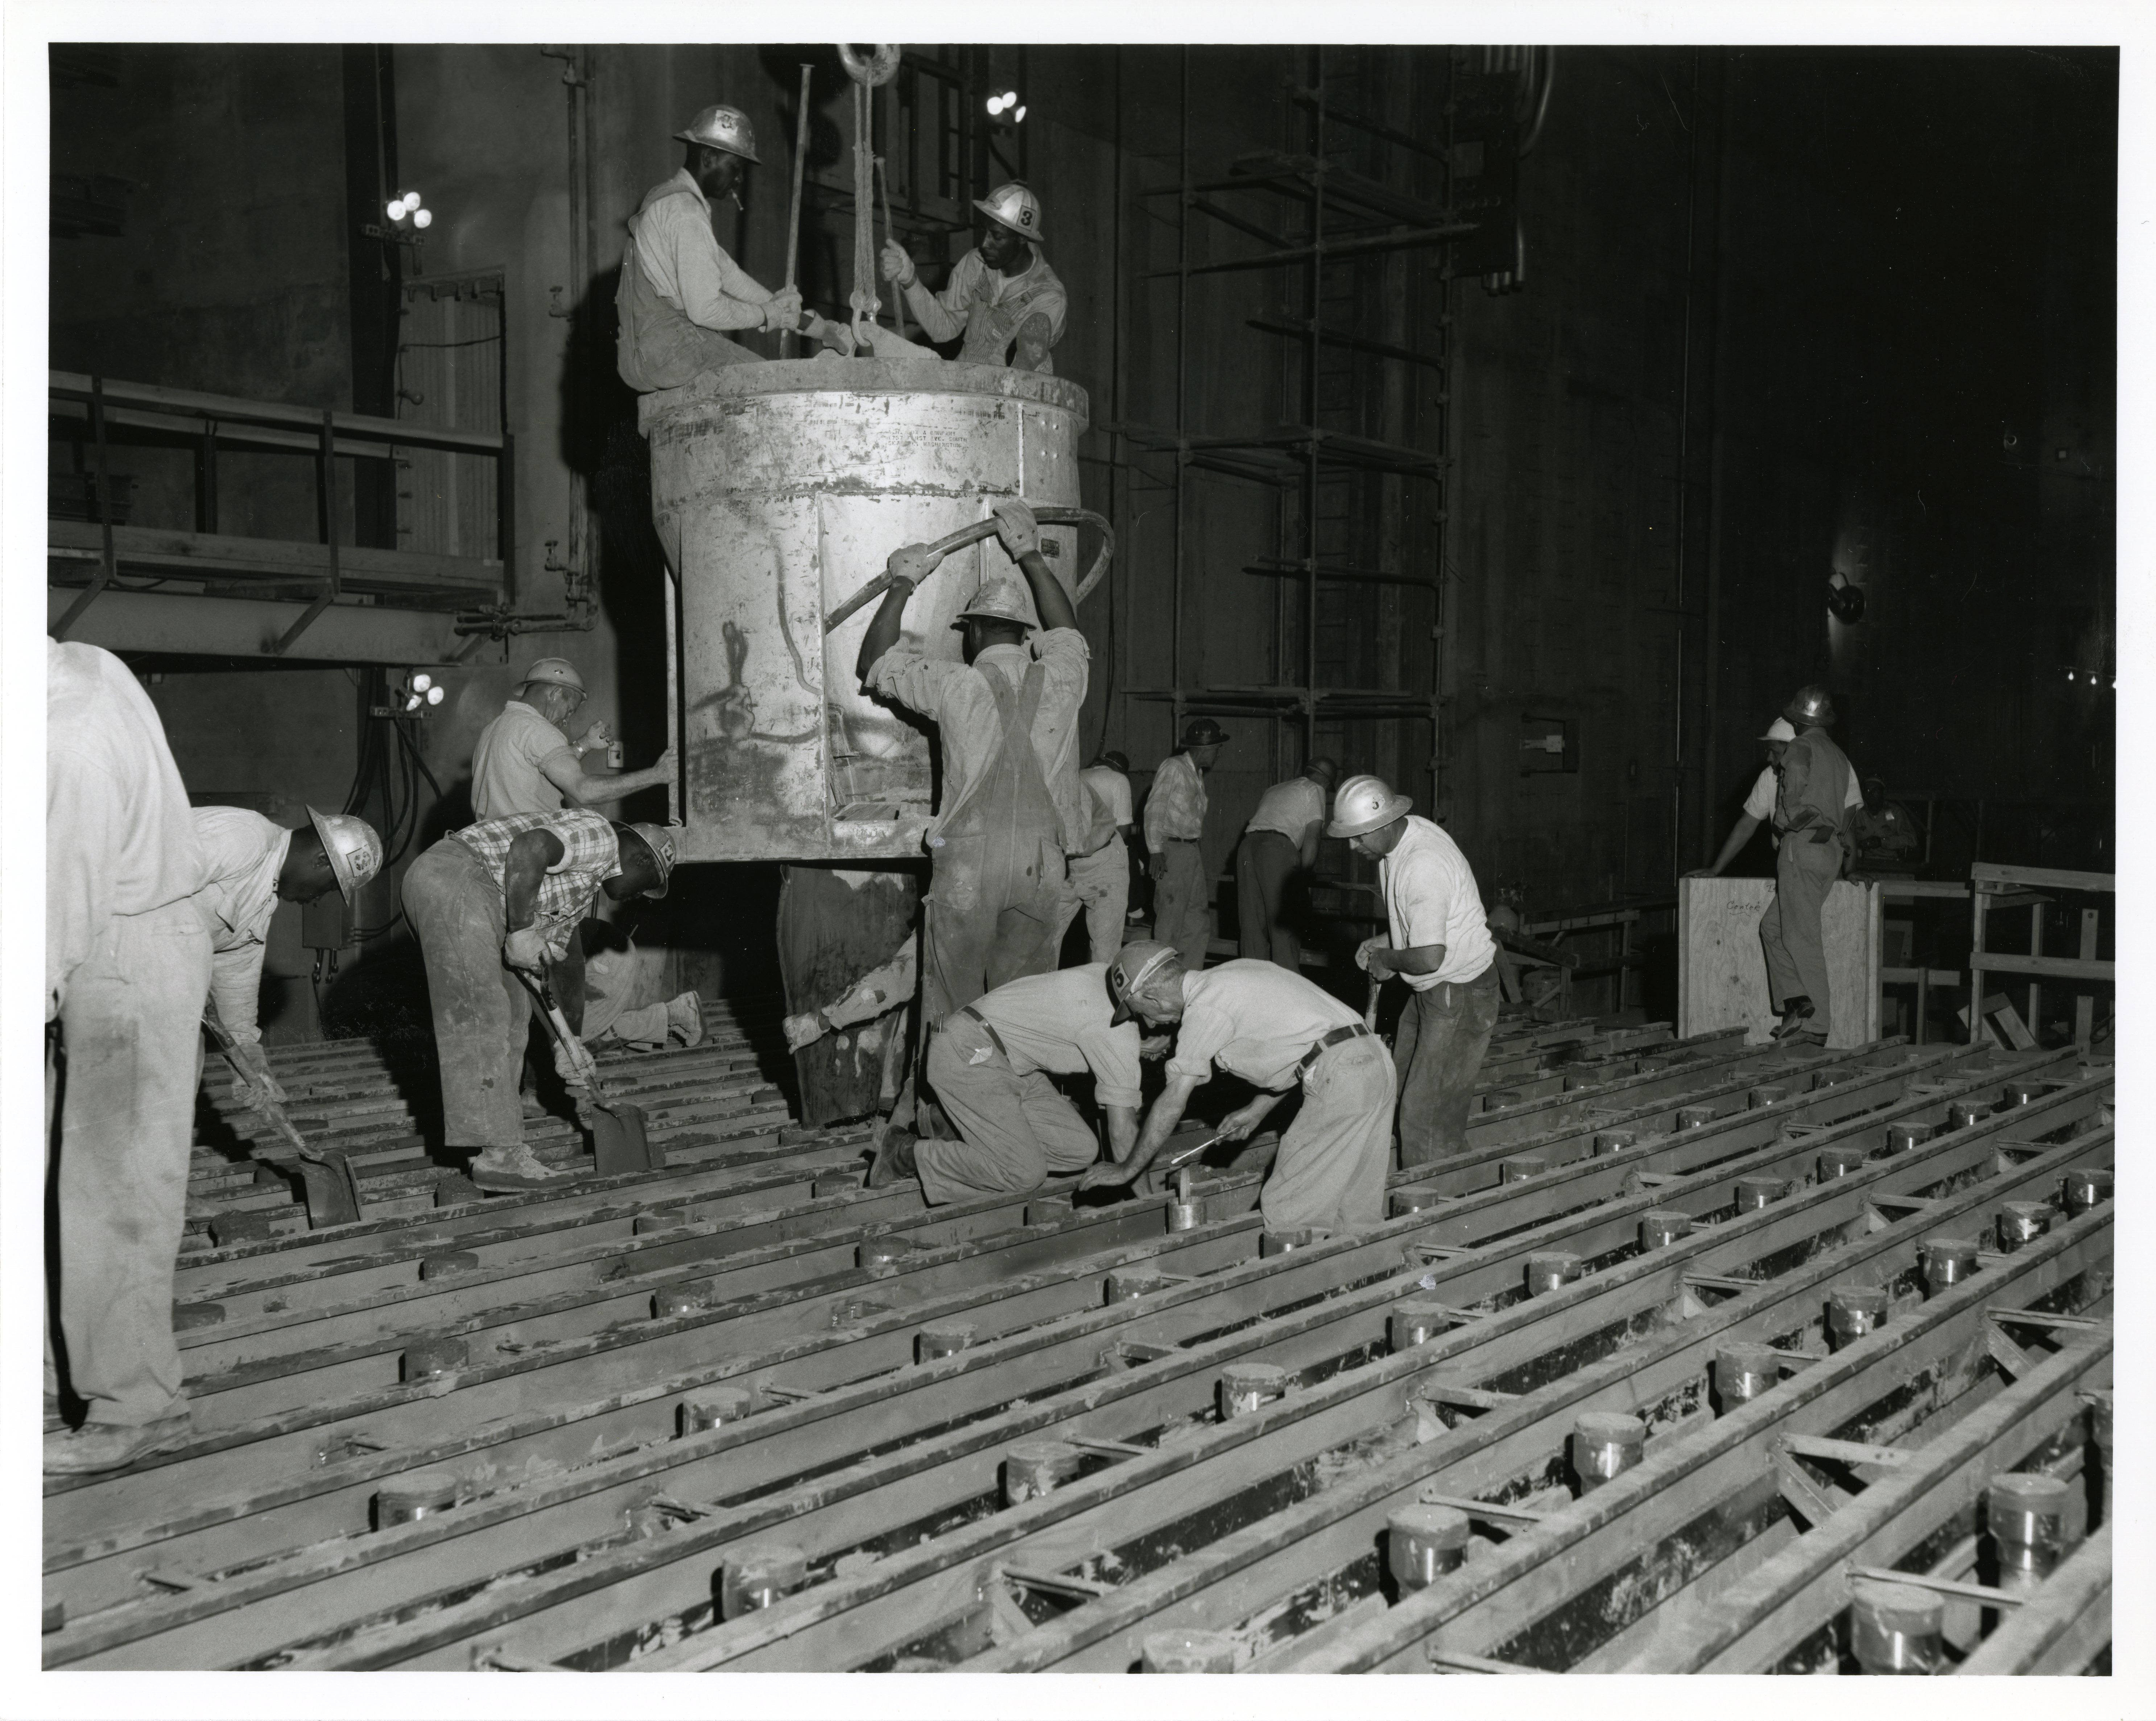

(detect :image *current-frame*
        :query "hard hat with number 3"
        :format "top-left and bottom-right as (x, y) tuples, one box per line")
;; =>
(1327, 773), (1413, 840)
(306, 808), (384, 903)
(974, 181), (1044, 241)
(674, 104), (761, 165)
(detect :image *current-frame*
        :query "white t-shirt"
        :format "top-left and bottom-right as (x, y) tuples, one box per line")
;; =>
(1743, 764), (1862, 822)
(1244, 776), (1327, 843)
(1379, 815), (1496, 990)
(1080, 764), (1133, 829)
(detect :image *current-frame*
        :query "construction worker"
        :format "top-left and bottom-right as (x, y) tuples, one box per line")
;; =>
(1759, 685), (1855, 1045)
(1145, 718), (1228, 972)
(45, 639), (211, 1474)
(857, 498), (1089, 1023)
(1687, 716), (1861, 880)
(1055, 748), (1136, 963)
(879, 181), (1067, 373)
(194, 805), (384, 1095)
(1236, 756), (1339, 969)
(472, 656), (676, 1046)
(616, 103), (851, 392)
(1330, 773), (1499, 1166)
(1848, 776), (1921, 877)
(404, 810), (674, 1192)
(1083, 943), (1395, 1233)
(869, 964), (1143, 1201)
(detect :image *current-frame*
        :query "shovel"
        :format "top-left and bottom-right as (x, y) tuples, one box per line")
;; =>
(520, 971), (657, 1178)
(201, 1013), (363, 1228)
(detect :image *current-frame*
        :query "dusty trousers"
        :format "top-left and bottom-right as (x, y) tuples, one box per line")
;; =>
(614, 245), (760, 392)
(1054, 836), (1129, 963)
(405, 841), (532, 1152)
(1392, 963), (1501, 1166)
(1235, 829), (1304, 969)
(1152, 838), (1212, 971)
(1760, 836), (1841, 1038)
(49, 897), (212, 1427)
(1260, 1034), (1396, 1233)
(916, 1011), (1100, 1204)
(921, 660), (1067, 1024)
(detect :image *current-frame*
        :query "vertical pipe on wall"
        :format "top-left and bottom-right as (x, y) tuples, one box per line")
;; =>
(1172, 47), (1189, 735)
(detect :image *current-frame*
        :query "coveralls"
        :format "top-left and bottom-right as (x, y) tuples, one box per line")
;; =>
(904, 247), (1069, 373)
(1378, 816), (1500, 1165)
(1236, 774), (1327, 970)
(868, 630), (1089, 1024)
(615, 166), (769, 392)
(1760, 727), (1855, 1039)
(1166, 961), (1397, 1233)
(46, 639), (212, 1429)
(1145, 751), (1212, 971)
(917, 964), (1140, 1204)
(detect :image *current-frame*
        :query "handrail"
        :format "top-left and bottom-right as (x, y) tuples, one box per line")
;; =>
(49, 369), (504, 456)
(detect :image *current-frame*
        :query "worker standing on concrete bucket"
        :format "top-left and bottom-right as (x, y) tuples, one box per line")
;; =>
(616, 103), (851, 392)
(404, 811), (673, 1193)
(45, 639), (212, 1474)
(193, 804), (383, 1096)
(880, 182), (1067, 373)
(868, 964), (1144, 1200)
(1330, 773), (1499, 1166)
(1083, 943), (1396, 1234)
(858, 498), (1090, 1024)
(1756, 684), (1855, 1046)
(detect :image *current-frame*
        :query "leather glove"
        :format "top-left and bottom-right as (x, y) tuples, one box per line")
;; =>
(761, 286), (805, 331)
(880, 238), (917, 286)
(230, 1039), (288, 1107)
(503, 925), (551, 973)
(991, 498), (1040, 558)
(808, 314), (857, 356)
(886, 544), (944, 589)
(783, 1010), (830, 1053)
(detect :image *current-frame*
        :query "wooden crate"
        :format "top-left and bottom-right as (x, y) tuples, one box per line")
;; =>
(1678, 877), (1881, 1048)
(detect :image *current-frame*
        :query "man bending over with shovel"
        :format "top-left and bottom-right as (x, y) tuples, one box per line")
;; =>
(405, 809), (674, 1193)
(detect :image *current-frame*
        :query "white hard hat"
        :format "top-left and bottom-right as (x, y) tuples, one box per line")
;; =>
(974, 181), (1044, 242)
(521, 657), (586, 694)
(954, 576), (1034, 628)
(306, 808), (384, 903)
(1327, 772), (1413, 840)
(675, 104), (761, 164)
(1759, 717), (1797, 742)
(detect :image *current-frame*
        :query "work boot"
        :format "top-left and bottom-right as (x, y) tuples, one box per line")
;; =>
(43, 1393), (65, 1435)
(867, 1128), (919, 1190)
(1782, 1029), (1827, 1048)
(470, 1142), (574, 1194)
(44, 1410), (192, 1476)
(666, 991), (706, 1050)
(1769, 996), (1816, 1041)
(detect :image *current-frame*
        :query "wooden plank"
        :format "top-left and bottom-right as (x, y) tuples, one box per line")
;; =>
(1960, 951), (2113, 985)
(49, 520), (500, 593)
(1971, 861), (2114, 895)
(1678, 878), (1879, 1048)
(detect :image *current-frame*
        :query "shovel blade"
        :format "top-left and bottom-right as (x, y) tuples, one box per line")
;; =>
(295, 1151), (363, 1228)
(588, 1099), (656, 1178)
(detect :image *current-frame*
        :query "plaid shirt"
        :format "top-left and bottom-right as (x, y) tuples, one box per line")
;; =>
(448, 809), (620, 941)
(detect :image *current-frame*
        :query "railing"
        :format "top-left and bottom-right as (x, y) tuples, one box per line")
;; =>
(47, 370), (513, 655)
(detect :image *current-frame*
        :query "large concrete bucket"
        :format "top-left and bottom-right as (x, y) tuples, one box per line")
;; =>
(640, 357), (1091, 863)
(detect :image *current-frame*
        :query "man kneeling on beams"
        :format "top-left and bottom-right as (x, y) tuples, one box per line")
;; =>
(1080, 942), (1396, 1234)
(868, 962), (1145, 1202)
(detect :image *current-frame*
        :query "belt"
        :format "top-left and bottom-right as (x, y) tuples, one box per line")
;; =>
(1296, 1022), (1375, 1078)
(959, 1006), (1010, 1061)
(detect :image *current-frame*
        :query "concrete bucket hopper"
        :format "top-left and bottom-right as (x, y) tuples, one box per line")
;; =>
(640, 357), (1099, 863)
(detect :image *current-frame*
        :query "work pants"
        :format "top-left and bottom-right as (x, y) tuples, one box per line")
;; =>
(917, 1012), (1099, 1205)
(1054, 837), (1129, 964)
(1760, 837), (1841, 1039)
(1235, 829), (1304, 970)
(922, 833), (1064, 1024)
(1260, 1035), (1396, 1234)
(1393, 963), (1501, 1167)
(405, 842), (531, 1152)
(48, 898), (212, 1427)
(1152, 838), (1212, 972)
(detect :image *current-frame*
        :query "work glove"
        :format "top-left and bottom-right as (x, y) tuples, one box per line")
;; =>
(879, 238), (917, 287)
(783, 1009), (831, 1053)
(806, 314), (857, 356)
(991, 497), (1040, 558)
(886, 544), (944, 590)
(552, 1033), (601, 1092)
(228, 1038), (288, 1108)
(503, 925), (552, 973)
(1354, 934), (1386, 974)
(761, 286), (805, 331)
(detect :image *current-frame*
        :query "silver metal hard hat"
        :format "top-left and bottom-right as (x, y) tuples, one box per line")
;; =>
(1107, 940), (1181, 1026)
(521, 657), (586, 694)
(974, 180), (1044, 241)
(954, 576), (1034, 628)
(305, 808), (384, 903)
(675, 104), (761, 165)
(1327, 772), (1413, 840)
(616, 821), (678, 900)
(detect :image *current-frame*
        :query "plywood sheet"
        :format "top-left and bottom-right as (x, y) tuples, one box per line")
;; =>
(1678, 877), (1880, 1047)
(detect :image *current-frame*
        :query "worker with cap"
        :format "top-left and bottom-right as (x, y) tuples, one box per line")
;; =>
(1082, 943), (1396, 1233)
(1055, 748), (1136, 964)
(193, 804), (384, 1101)
(1144, 718), (1228, 973)
(404, 809), (674, 1192)
(856, 498), (1089, 1023)
(1847, 776), (1920, 878)
(45, 639), (212, 1474)
(1236, 756), (1339, 970)
(879, 181), (1067, 374)
(1331, 773), (1499, 1166)
(868, 963), (1145, 1201)
(1687, 715), (1861, 882)
(617, 103), (852, 392)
